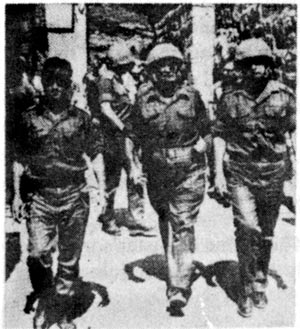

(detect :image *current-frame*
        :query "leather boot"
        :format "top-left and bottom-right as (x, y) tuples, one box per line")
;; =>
(237, 294), (253, 318)
(102, 220), (121, 236)
(27, 256), (54, 296)
(252, 291), (268, 309)
(33, 297), (50, 329)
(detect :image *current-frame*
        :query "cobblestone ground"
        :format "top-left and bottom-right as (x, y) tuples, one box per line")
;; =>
(5, 172), (296, 328)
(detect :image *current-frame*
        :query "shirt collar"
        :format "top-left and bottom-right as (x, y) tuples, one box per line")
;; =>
(145, 81), (191, 105)
(40, 98), (75, 122)
(255, 80), (281, 105)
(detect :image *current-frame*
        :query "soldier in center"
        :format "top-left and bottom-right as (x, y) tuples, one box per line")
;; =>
(126, 43), (210, 316)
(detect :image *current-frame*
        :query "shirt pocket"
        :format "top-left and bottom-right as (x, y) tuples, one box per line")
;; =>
(142, 102), (160, 122)
(263, 105), (286, 117)
(176, 101), (195, 120)
(263, 93), (286, 117)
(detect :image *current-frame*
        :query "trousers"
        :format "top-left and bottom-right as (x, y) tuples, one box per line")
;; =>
(146, 153), (205, 298)
(100, 146), (146, 228)
(26, 184), (89, 297)
(228, 177), (283, 295)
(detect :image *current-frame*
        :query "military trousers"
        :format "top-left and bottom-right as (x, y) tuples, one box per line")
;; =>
(228, 177), (283, 296)
(26, 184), (89, 297)
(100, 147), (146, 228)
(145, 151), (205, 298)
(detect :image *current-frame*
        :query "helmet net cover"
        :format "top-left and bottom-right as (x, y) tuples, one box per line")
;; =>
(235, 38), (274, 65)
(146, 43), (184, 66)
(107, 42), (134, 66)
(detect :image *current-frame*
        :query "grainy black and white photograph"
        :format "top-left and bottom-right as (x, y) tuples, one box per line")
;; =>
(4, 3), (297, 328)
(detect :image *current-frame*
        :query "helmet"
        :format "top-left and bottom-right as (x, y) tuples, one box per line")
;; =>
(107, 42), (134, 66)
(146, 43), (184, 66)
(235, 38), (273, 62)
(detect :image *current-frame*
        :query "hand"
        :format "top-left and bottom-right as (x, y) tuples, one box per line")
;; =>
(12, 195), (26, 223)
(90, 188), (107, 218)
(193, 137), (207, 154)
(214, 173), (228, 198)
(97, 192), (107, 217)
(129, 165), (147, 186)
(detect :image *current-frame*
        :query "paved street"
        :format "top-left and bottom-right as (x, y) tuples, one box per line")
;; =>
(5, 173), (296, 328)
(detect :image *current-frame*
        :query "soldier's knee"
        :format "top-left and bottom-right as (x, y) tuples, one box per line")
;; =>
(234, 220), (260, 242)
(234, 215), (261, 235)
(27, 253), (52, 269)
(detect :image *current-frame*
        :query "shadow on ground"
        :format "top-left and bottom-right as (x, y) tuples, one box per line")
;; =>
(26, 280), (110, 327)
(125, 256), (288, 306)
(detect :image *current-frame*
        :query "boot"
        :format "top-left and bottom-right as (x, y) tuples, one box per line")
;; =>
(167, 287), (191, 317)
(26, 256), (53, 313)
(102, 220), (121, 236)
(33, 296), (50, 329)
(252, 291), (268, 309)
(237, 294), (253, 318)
(27, 257), (54, 296)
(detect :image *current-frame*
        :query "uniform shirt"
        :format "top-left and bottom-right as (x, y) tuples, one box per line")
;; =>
(212, 80), (296, 186)
(128, 81), (210, 150)
(96, 71), (135, 136)
(15, 100), (103, 184)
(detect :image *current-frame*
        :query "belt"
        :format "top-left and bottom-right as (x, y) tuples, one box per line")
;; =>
(150, 145), (205, 166)
(159, 146), (194, 159)
(22, 174), (86, 189)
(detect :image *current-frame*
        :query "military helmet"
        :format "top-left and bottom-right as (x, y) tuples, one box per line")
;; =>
(146, 43), (184, 66)
(107, 42), (134, 66)
(235, 38), (273, 63)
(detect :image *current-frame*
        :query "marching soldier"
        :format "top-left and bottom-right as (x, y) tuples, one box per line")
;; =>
(126, 43), (210, 316)
(213, 38), (296, 317)
(95, 42), (155, 236)
(12, 57), (106, 329)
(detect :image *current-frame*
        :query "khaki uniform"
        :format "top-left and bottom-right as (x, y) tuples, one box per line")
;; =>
(128, 81), (210, 298)
(95, 71), (148, 230)
(212, 80), (295, 295)
(15, 102), (103, 298)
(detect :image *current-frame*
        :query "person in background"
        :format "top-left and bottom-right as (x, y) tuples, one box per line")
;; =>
(213, 38), (296, 318)
(126, 43), (210, 316)
(95, 41), (155, 237)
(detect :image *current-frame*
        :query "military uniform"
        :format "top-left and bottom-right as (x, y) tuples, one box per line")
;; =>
(96, 70), (148, 232)
(15, 100), (103, 299)
(212, 79), (296, 297)
(128, 80), (210, 299)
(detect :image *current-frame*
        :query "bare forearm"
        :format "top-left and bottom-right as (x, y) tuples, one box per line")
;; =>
(214, 137), (226, 177)
(13, 161), (24, 198)
(91, 153), (106, 192)
(101, 102), (125, 131)
(125, 137), (135, 164)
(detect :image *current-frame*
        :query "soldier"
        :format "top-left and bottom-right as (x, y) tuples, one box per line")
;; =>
(213, 38), (296, 317)
(95, 41), (154, 237)
(126, 43), (210, 316)
(12, 57), (106, 329)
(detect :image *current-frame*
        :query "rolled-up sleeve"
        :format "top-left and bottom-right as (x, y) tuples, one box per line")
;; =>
(97, 77), (114, 104)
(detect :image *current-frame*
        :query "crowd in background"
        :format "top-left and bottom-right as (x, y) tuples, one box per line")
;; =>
(6, 4), (297, 204)
(214, 4), (296, 91)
